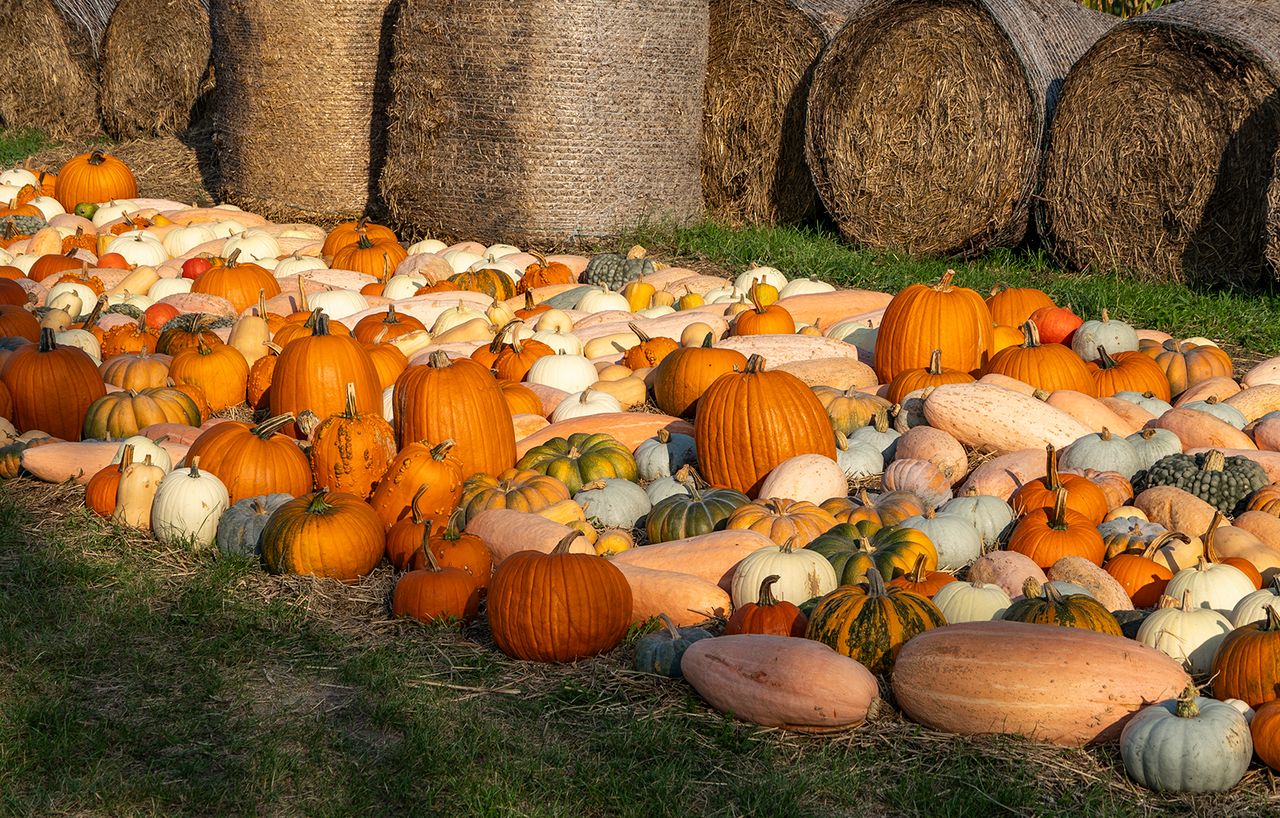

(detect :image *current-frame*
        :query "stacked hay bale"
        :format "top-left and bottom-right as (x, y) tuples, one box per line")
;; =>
(99, 0), (213, 140)
(805, 0), (1115, 257)
(381, 0), (707, 245)
(1270, 154), (1280, 276)
(704, 0), (866, 224)
(1041, 0), (1280, 288)
(0, 0), (102, 139)
(52, 0), (117, 56)
(209, 0), (396, 224)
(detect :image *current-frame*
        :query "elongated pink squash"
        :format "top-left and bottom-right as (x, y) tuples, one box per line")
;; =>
(515, 414), (694, 456)
(464, 509), (594, 565)
(891, 621), (1190, 746)
(21, 440), (189, 484)
(956, 448), (1045, 500)
(612, 563), (731, 625)
(610, 529), (776, 591)
(1228, 512), (1280, 581)
(775, 358), (878, 389)
(775, 290), (893, 325)
(1041, 390), (1142, 437)
(924, 384), (1092, 454)
(1173, 376), (1241, 407)
(977, 372), (1036, 395)
(1098, 397), (1156, 428)
(1243, 356), (1280, 388)
(683, 635), (879, 732)
(1226, 384), (1280, 423)
(715, 335), (863, 367)
(1154, 409), (1256, 451)
(1253, 416), (1280, 451)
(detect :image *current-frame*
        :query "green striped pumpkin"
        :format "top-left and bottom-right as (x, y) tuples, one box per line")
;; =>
(645, 478), (749, 544)
(805, 567), (945, 675)
(808, 522), (937, 584)
(1001, 578), (1122, 636)
(516, 432), (637, 495)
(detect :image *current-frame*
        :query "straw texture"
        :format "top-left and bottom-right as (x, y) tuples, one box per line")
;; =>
(381, 0), (707, 245)
(704, 0), (866, 225)
(1269, 152), (1280, 275)
(1041, 0), (1280, 287)
(99, 0), (213, 140)
(52, 0), (119, 57)
(805, 0), (1114, 257)
(0, 0), (102, 139)
(210, 0), (397, 224)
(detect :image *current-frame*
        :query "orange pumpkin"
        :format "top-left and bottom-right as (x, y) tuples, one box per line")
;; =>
(1142, 339), (1234, 399)
(85, 443), (134, 517)
(310, 382), (397, 500)
(0, 328), (105, 440)
(385, 486), (439, 570)
(182, 413), (313, 504)
(986, 284), (1054, 327)
(1007, 488), (1106, 569)
(365, 341), (408, 391)
(54, 150), (138, 209)
(417, 509), (493, 587)
(269, 313), (381, 438)
(732, 285), (796, 336)
(723, 575), (808, 637)
(168, 338), (249, 414)
(1251, 700), (1280, 771)
(369, 440), (464, 530)
(516, 253), (576, 294)
(331, 230), (408, 278)
(984, 321), (1095, 395)
(260, 490), (385, 582)
(621, 323), (679, 369)
(392, 543), (481, 624)
(492, 334), (554, 382)
(99, 316), (159, 359)
(888, 553), (957, 598)
(0, 304), (40, 341)
(322, 217), (398, 258)
(875, 270), (994, 382)
(1012, 445), (1110, 524)
(1091, 346), (1172, 401)
(352, 304), (425, 344)
(886, 349), (975, 404)
(191, 250), (282, 314)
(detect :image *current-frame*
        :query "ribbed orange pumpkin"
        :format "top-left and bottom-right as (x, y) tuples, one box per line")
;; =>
(54, 150), (137, 209)
(1104, 533), (1177, 608)
(652, 333), (748, 419)
(417, 510), (493, 588)
(516, 253), (576, 294)
(156, 314), (222, 356)
(1141, 339), (1234, 399)
(888, 554), (957, 598)
(310, 383), (397, 500)
(1011, 445), (1110, 524)
(723, 575), (808, 637)
(0, 304), (40, 341)
(85, 443), (134, 517)
(1091, 346), (1172, 401)
(352, 305), (425, 344)
(1213, 606), (1280, 708)
(0, 328), (105, 439)
(27, 249), (83, 283)
(886, 349), (975, 404)
(487, 532), (632, 662)
(191, 250), (281, 314)
(874, 270), (994, 382)
(985, 284), (1055, 327)
(246, 343), (280, 409)
(270, 313), (381, 438)
(725, 498), (839, 547)
(1252, 700), (1280, 771)
(385, 486), (437, 570)
(1007, 489), (1106, 569)
(322, 218), (399, 258)
(392, 544), (481, 624)
(332, 231), (408, 278)
(498, 380), (543, 416)
(365, 342), (408, 391)
(393, 351), (515, 479)
(984, 322), (1095, 395)
(182, 413), (313, 504)
(694, 354), (836, 496)
(0, 278), (26, 306)
(168, 338), (249, 413)
(260, 490), (385, 581)
(492, 335), (554, 382)
(0, 380), (11, 421)
(732, 286), (796, 336)
(369, 439), (464, 530)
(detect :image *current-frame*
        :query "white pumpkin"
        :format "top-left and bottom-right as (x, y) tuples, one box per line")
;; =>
(54, 328), (101, 363)
(92, 200), (142, 227)
(1119, 690), (1252, 793)
(485, 243), (522, 259)
(939, 492), (1015, 550)
(835, 435), (884, 479)
(1164, 558), (1255, 615)
(534, 309), (574, 333)
(526, 352), (598, 393)
(575, 288), (630, 313)
(702, 286), (742, 304)
(308, 289), (369, 320)
(273, 252), (329, 279)
(758, 454), (847, 505)
(531, 327), (583, 356)
(730, 541), (838, 606)
(382, 274), (428, 300)
(149, 457), (230, 547)
(162, 224), (218, 258)
(387, 330), (434, 359)
(222, 230), (281, 262)
(932, 580), (1011, 623)
(205, 219), (248, 239)
(637, 305), (676, 319)
(381, 385), (395, 422)
(430, 301), (488, 334)
(442, 249), (484, 273)
(147, 277), (193, 300)
(1136, 591), (1232, 676)
(0, 168), (39, 187)
(45, 288), (84, 320)
(826, 318), (878, 357)
(107, 234), (168, 267)
(407, 238), (448, 255)
(469, 257), (521, 281)
(1071, 310), (1139, 361)
(900, 508), (983, 569)
(28, 196), (65, 220)
(112, 436), (172, 472)
(634, 430), (698, 481)
(733, 266), (787, 291)
(1061, 428), (1142, 480)
(45, 280), (98, 316)
(549, 389), (623, 423)
(1229, 578), (1280, 628)
(778, 278), (835, 298)
(8, 254), (38, 275)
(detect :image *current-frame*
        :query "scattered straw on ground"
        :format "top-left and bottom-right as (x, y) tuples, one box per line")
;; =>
(1041, 2), (1280, 288)
(0, 0), (101, 140)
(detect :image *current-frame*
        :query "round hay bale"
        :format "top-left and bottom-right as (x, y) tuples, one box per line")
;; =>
(209, 0), (396, 225)
(704, 0), (865, 225)
(99, 0), (213, 140)
(1269, 153), (1280, 276)
(380, 0), (707, 245)
(1043, 0), (1280, 287)
(0, 0), (102, 139)
(53, 0), (118, 57)
(805, 0), (1115, 257)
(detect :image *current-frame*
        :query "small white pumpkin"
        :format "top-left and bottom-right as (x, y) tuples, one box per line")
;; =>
(534, 309), (574, 333)
(576, 288), (630, 314)
(149, 457), (230, 547)
(107, 233), (168, 267)
(778, 278), (835, 298)
(549, 389), (622, 423)
(162, 224), (218, 258)
(1229, 577), (1280, 628)
(932, 580), (1011, 623)
(733, 266), (787, 291)
(634, 430), (698, 481)
(147, 277), (193, 300)
(835, 434), (884, 479)
(1061, 427), (1142, 479)
(92, 200), (142, 227)
(526, 352), (599, 393)
(758, 453), (848, 505)
(430, 301), (488, 334)
(307, 289), (369, 320)
(1137, 591), (1233, 675)
(205, 219), (248, 239)
(900, 508), (983, 569)
(111, 454), (166, 530)
(1115, 391), (1175, 417)
(1164, 557), (1255, 616)
(54, 328), (100, 363)
(28, 196), (65, 220)
(730, 540), (838, 606)
(1126, 428), (1183, 471)
(938, 491), (1015, 550)
(381, 274), (427, 300)
(407, 238), (448, 255)
(1181, 397), (1247, 430)
(111, 435), (172, 472)
(273, 252), (329, 279)
(1071, 310), (1139, 361)
(573, 478), (651, 529)
(442, 249), (484, 273)
(530, 326), (582, 355)
(0, 168), (39, 187)
(1119, 686), (1251, 793)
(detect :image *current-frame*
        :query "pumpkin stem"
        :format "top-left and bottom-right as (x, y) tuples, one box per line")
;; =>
(294, 275), (311, 313)
(743, 354), (767, 374)
(1202, 511), (1226, 563)
(926, 349), (943, 376)
(443, 508), (465, 541)
(935, 270), (956, 292)
(1143, 531), (1189, 560)
(224, 248), (242, 267)
(117, 443), (135, 473)
(408, 485), (429, 525)
(1021, 577), (1043, 599)
(1202, 450), (1226, 474)
(871, 408), (890, 434)
(1019, 321), (1042, 349)
(428, 439), (457, 460)
(78, 295), (107, 330)
(550, 531), (582, 555)
(1154, 593), (1180, 610)
(1174, 683), (1200, 719)
(311, 310), (332, 337)
(1044, 444), (1062, 490)
(778, 537), (797, 555)
(699, 332), (714, 349)
(1179, 589), (1194, 613)
(1048, 487), (1070, 531)
(906, 553), (929, 583)
(626, 322), (653, 344)
(655, 429), (671, 445)
(37, 326), (57, 353)
(305, 489), (331, 514)
(187, 455), (201, 478)
(251, 413), (295, 439)
(658, 612), (681, 640)
(428, 350), (451, 369)
(864, 566), (888, 597)
(418, 525), (444, 573)
(757, 575), (782, 606)
(1263, 604), (1280, 632)
(88, 149), (106, 165)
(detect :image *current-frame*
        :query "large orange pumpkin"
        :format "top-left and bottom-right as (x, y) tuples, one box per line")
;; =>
(269, 313), (381, 438)
(984, 322), (1095, 396)
(322, 217), (398, 258)
(392, 545), (481, 624)
(191, 251), (281, 314)
(1007, 488), (1107, 569)
(1011, 444), (1109, 524)
(168, 338), (249, 414)
(874, 270), (994, 382)
(487, 532), (632, 662)
(694, 354), (836, 496)
(182, 413), (313, 504)
(368, 440), (465, 530)
(1213, 605), (1280, 708)
(986, 284), (1054, 327)
(393, 351), (515, 479)
(652, 333), (748, 419)
(310, 382), (397, 500)
(260, 490), (385, 582)
(332, 230), (408, 278)
(0, 327), (105, 440)
(1142, 339), (1234, 399)
(1092, 346), (1171, 401)
(352, 305), (425, 344)
(54, 150), (138, 209)
(0, 304), (40, 341)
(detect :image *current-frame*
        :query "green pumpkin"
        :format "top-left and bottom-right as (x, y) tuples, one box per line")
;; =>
(448, 268), (516, 300)
(516, 432), (638, 495)
(1002, 578), (1122, 636)
(633, 614), (713, 677)
(0, 441), (27, 480)
(581, 253), (655, 291)
(806, 567), (945, 675)
(807, 522), (881, 584)
(645, 470), (749, 543)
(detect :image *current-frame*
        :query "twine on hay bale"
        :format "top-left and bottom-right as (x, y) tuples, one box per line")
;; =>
(99, 0), (213, 140)
(52, 0), (118, 57)
(704, 0), (865, 225)
(805, 0), (1115, 257)
(0, 0), (102, 140)
(209, 0), (396, 225)
(380, 0), (707, 245)
(1041, 0), (1280, 288)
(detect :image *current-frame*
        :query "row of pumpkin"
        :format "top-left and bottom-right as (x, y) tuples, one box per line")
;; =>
(7, 152), (1280, 792)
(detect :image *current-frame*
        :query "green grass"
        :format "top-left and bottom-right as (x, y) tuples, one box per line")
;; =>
(0, 129), (52, 169)
(628, 221), (1280, 356)
(1, 482), (1275, 817)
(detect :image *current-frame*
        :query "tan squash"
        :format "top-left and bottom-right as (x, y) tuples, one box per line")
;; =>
(891, 621), (1190, 746)
(956, 448), (1045, 501)
(1047, 556), (1134, 611)
(1172, 376), (1241, 407)
(462, 509), (595, 565)
(589, 376), (647, 410)
(1098, 397), (1157, 428)
(774, 289), (892, 325)
(893, 426), (969, 485)
(111, 455), (165, 530)
(512, 413), (550, 440)
(609, 529), (777, 591)
(1217, 512), (1280, 582)
(1133, 486), (1218, 540)
(611, 562), (732, 625)
(515, 413), (694, 457)
(682, 634), (879, 732)
(1154, 408), (1256, 451)
(21, 439), (189, 484)
(976, 372), (1037, 395)
(775, 358), (878, 390)
(923, 383), (1092, 454)
(1039, 390), (1143, 437)
(1226, 384), (1280, 424)
(715, 334), (863, 367)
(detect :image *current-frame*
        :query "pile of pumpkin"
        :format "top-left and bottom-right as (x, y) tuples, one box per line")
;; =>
(9, 151), (1280, 793)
